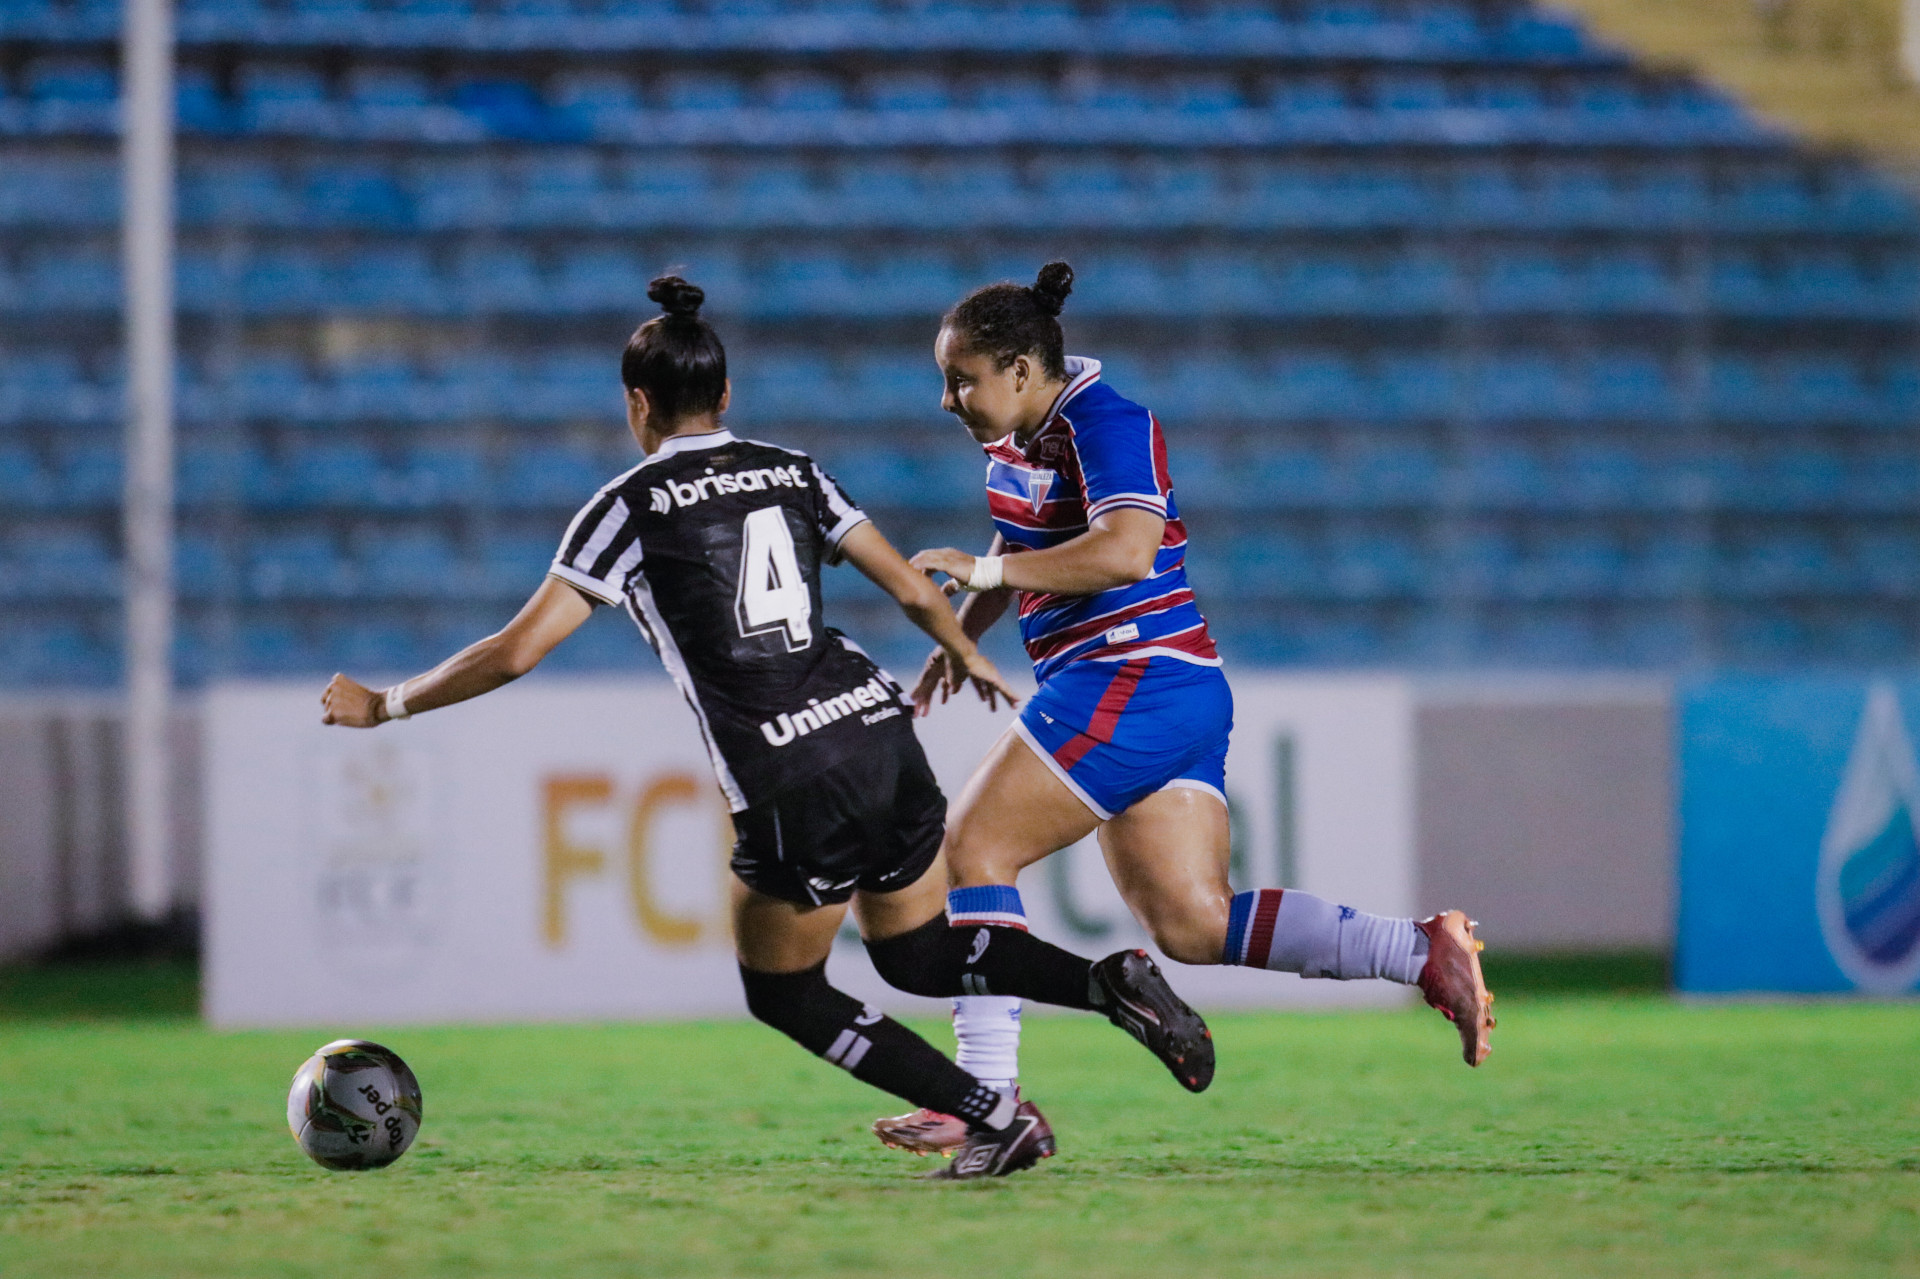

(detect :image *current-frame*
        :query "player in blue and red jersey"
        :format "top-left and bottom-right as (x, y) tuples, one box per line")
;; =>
(870, 262), (1497, 1153)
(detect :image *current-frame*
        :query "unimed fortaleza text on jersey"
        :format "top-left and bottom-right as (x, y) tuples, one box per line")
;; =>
(548, 429), (912, 812)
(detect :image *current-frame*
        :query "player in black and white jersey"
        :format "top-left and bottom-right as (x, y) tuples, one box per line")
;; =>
(320, 276), (1110, 1178)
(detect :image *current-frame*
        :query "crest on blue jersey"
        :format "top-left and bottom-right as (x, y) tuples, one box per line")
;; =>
(1816, 681), (1920, 992)
(1024, 468), (1054, 513)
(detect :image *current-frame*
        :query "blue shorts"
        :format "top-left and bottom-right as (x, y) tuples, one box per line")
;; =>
(1014, 656), (1233, 820)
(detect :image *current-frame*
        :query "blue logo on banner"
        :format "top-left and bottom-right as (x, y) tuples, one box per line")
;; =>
(1678, 676), (1920, 994)
(1815, 683), (1920, 991)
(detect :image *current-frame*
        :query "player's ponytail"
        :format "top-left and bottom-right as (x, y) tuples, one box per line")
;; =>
(621, 274), (727, 422)
(942, 260), (1073, 381)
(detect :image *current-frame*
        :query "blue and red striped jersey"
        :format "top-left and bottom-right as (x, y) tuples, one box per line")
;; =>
(981, 357), (1221, 686)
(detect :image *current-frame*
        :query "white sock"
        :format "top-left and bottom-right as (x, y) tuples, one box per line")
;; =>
(1227, 888), (1426, 983)
(951, 995), (1022, 1091)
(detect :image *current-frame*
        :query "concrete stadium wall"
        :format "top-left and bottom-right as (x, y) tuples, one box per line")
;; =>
(0, 699), (199, 960)
(1413, 678), (1674, 951)
(0, 679), (1674, 963)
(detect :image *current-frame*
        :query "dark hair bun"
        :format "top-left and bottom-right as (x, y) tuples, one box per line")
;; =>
(648, 274), (705, 318)
(1031, 261), (1074, 316)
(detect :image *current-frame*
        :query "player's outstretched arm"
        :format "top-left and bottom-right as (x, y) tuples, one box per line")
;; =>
(838, 521), (1020, 712)
(912, 508), (1163, 600)
(320, 576), (595, 728)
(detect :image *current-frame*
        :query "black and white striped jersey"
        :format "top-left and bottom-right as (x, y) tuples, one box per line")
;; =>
(549, 428), (914, 812)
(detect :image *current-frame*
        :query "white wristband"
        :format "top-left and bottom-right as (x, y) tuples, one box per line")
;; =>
(383, 684), (412, 722)
(964, 555), (1004, 593)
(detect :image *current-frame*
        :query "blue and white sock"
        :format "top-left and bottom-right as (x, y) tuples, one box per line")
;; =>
(951, 996), (1022, 1093)
(1223, 888), (1427, 984)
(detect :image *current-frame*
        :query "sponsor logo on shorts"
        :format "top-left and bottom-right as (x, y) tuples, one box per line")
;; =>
(758, 676), (901, 747)
(652, 464), (808, 515)
(1106, 622), (1140, 644)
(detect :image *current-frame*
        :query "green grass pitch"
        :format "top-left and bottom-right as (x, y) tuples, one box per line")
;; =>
(1, 962), (1916, 1278)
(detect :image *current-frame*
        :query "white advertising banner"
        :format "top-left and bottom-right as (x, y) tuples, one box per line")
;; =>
(205, 672), (1413, 1027)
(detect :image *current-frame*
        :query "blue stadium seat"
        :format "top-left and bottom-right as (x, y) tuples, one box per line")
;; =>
(327, 358), (421, 422)
(1474, 352), (1576, 421)
(175, 66), (234, 133)
(452, 243), (544, 311)
(238, 63), (338, 134)
(392, 443), (486, 507)
(26, 56), (116, 103)
(233, 621), (325, 674)
(0, 158), (116, 227)
(1325, 530), (1425, 599)
(1779, 354), (1875, 425)
(1247, 444), (1334, 504)
(1479, 249), (1572, 311)
(248, 530), (355, 599)
(357, 527), (464, 597)
(174, 532), (235, 598)
(241, 247), (329, 312)
(1723, 533), (1840, 595)
(24, 245), (118, 310)
(1268, 352), (1367, 418)
(1852, 532), (1920, 595)
(1376, 351), (1455, 420)
(1344, 443), (1439, 506)
(452, 79), (553, 141)
(1585, 248), (1679, 312)
(323, 621), (426, 673)
(661, 72), (745, 113)
(604, 155), (709, 225)
(494, 444), (607, 508)
(475, 529), (557, 597)
(342, 244), (439, 310)
(182, 160), (296, 226)
(306, 163), (413, 229)
(177, 444), (251, 505)
(6, 525), (117, 598)
(410, 158), (507, 228)
(0, 621), (115, 685)
(553, 245), (648, 311)
(277, 442), (380, 508)
(0, 441), (52, 506)
(1463, 446), (1548, 508)
(1588, 351), (1676, 422)
(53, 442), (120, 508)
(552, 71), (643, 139)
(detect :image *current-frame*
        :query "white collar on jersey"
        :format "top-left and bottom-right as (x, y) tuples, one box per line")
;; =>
(646, 428), (736, 463)
(1004, 356), (1102, 455)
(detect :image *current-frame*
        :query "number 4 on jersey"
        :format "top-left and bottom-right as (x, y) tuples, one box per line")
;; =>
(735, 506), (813, 650)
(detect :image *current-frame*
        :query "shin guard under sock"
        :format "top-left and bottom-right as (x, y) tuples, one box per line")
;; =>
(1223, 889), (1427, 983)
(737, 963), (1015, 1131)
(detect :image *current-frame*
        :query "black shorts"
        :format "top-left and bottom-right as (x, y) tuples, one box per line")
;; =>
(730, 736), (946, 907)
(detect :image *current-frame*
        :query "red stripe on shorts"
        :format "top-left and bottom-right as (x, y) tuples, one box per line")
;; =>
(1052, 658), (1151, 771)
(1245, 889), (1284, 968)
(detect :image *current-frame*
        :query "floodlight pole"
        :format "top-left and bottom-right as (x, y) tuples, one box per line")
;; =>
(122, 0), (176, 922)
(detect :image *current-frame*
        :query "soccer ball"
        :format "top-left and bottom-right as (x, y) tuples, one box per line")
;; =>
(286, 1038), (423, 1171)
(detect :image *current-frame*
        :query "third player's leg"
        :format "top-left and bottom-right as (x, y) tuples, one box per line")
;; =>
(1097, 786), (1234, 966)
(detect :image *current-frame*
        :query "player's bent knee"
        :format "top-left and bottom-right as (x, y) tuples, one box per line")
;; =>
(737, 961), (845, 1051)
(863, 916), (956, 998)
(1147, 920), (1228, 967)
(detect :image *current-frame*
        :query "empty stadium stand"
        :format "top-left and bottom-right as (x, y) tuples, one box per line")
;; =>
(1, 0), (1916, 682)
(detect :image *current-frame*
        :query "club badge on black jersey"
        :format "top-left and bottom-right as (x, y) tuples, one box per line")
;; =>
(549, 429), (911, 811)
